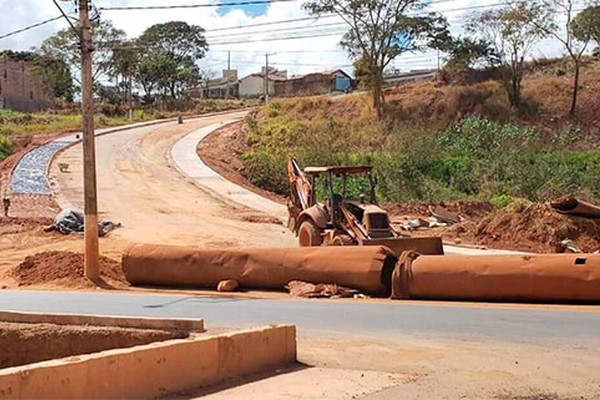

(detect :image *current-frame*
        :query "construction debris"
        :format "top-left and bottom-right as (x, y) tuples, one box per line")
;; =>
(551, 196), (600, 218)
(44, 209), (121, 237)
(428, 205), (462, 225)
(217, 279), (240, 292)
(446, 202), (600, 253)
(286, 280), (359, 298)
(560, 239), (583, 253)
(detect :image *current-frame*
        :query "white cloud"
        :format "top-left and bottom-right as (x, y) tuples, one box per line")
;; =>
(0, 0), (573, 79)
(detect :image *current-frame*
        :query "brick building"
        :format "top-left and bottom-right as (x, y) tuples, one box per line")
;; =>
(275, 69), (352, 97)
(0, 55), (54, 112)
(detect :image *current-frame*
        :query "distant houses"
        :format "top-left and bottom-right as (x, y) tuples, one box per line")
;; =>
(239, 67), (288, 98)
(198, 67), (353, 99)
(0, 54), (53, 112)
(275, 70), (352, 97)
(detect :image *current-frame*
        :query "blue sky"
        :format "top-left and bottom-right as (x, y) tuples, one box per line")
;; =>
(217, 4), (268, 17)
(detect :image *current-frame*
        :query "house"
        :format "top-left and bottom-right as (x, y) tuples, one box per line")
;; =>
(0, 54), (54, 112)
(275, 69), (352, 97)
(238, 68), (287, 98)
(199, 69), (239, 99)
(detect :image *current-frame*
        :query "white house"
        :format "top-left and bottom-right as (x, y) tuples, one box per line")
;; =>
(239, 68), (287, 98)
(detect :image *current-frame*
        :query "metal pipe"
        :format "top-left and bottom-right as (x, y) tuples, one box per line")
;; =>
(393, 253), (600, 303)
(123, 244), (398, 295)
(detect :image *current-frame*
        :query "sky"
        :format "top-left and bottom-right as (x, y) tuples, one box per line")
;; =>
(0, 0), (586, 80)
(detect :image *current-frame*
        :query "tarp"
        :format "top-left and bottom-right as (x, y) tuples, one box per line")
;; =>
(392, 253), (600, 303)
(44, 209), (121, 237)
(550, 197), (600, 218)
(122, 244), (397, 295)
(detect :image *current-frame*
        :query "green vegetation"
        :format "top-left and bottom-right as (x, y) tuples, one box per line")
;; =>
(0, 98), (253, 161)
(242, 98), (600, 204)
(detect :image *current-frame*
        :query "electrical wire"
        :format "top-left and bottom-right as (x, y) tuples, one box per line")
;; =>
(0, 16), (62, 41)
(99, 0), (299, 11)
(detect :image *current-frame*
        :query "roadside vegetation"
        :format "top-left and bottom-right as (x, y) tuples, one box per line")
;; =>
(241, 58), (600, 204)
(0, 98), (253, 161)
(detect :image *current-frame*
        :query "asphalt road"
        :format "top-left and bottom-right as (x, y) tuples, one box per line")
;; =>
(2, 290), (600, 346)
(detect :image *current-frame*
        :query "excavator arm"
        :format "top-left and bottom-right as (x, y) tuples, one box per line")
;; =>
(288, 158), (314, 231)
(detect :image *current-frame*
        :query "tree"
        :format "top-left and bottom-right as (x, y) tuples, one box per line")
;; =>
(440, 37), (498, 70)
(568, 5), (600, 113)
(40, 20), (126, 89)
(108, 41), (142, 105)
(535, 1), (593, 115)
(467, 1), (553, 109)
(138, 21), (208, 61)
(136, 22), (208, 100)
(572, 5), (600, 47)
(303, 0), (449, 118)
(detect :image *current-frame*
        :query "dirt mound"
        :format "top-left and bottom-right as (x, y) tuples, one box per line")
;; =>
(386, 201), (495, 221)
(449, 203), (600, 253)
(12, 251), (128, 288)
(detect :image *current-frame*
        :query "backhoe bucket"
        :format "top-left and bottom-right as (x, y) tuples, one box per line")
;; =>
(359, 237), (444, 256)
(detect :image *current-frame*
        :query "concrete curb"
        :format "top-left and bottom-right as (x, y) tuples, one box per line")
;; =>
(0, 311), (205, 332)
(170, 119), (288, 220)
(0, 324), (296, 399)
(9, 108), (253, 196)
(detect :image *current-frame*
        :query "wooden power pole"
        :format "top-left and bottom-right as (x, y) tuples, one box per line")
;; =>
(79, 0), (100, 282)
(264, 53), (269, 104)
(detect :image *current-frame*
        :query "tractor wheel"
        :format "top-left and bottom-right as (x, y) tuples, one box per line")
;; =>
(298, 220), (323, 247)
(332, 234), (354, 246)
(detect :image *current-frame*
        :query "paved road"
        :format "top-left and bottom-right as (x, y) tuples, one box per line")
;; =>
(2, 290), (599, 346)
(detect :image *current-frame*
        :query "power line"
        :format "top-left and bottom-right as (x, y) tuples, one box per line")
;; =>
(202, 57), (353, 67)
(206, 22), (347, 40)
(209, 15), (339, 32)
(210, 30), (348, 45)
(0, 16), (62, 41)
(99, 0), (299, 11)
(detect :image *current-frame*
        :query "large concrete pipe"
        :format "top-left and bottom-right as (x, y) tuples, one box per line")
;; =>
(393, 252), (600, 303)
(123, 244), (398, 295)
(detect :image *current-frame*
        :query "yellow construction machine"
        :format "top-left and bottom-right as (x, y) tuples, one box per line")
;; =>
(287, 158), (444, 255)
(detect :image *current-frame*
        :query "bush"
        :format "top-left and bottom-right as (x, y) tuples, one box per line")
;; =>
(0, 134), (13, 160)
(241, 105), (600, 205)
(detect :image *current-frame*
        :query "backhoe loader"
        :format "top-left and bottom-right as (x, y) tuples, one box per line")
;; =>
(287, 158), (444, 255)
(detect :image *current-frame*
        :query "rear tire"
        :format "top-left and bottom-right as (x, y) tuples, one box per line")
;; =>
(298, 220), (323, 247)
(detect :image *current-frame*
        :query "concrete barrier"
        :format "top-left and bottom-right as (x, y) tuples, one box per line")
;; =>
(0, 325), (296, 399)
(0, 311), (205, 332)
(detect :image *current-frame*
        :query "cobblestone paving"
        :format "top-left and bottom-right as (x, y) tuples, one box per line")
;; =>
(10, 137), (78, 194)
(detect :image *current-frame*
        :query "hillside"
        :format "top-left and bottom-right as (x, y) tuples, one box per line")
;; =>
(198, 58), (600, 252)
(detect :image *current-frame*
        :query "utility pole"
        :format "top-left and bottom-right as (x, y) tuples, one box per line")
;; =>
(79, 0), (100, 283)
(226, 50), (231, 99)
(263, 52), (276, 104)
(264, 53), (269, 104)
(128, 74), (133, 121)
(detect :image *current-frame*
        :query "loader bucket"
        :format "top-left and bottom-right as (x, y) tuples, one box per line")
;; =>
(360, 237), (444, 256)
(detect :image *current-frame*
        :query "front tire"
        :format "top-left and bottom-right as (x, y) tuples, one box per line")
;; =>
(298, 220), (323, 247)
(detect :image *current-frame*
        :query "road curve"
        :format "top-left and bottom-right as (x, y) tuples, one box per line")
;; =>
(49, 112), (296, 250)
